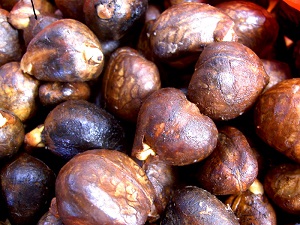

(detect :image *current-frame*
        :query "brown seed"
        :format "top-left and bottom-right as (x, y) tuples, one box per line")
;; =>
(55, 149), (155, 225)
(0, 109), (24, 159)
(264, 163), (300, 215)
(254, 78), (300, 163)
(216, 1), (279, 58)
(54, 0), (85, 22)
(39, 82), (91, 106)
(225, 179), (277, 225)
(149, 2), (238, 68)
(22, 14), (60, 47)
(187, 41), (269, 120)
(137, 19), (157, 61)
(132, 87), (218, 166)
(208, 0), (269, 8)
(145, 4), (162, 22)
(102, 46), (161, 122)
(20, 19), (104, 82)
(141, 156), (176, 222)
(261, 59), (292, 92)
(37, 198), (63, 225)
(196, 126), (258, 195)
(8, 0), (56, 29)
(0, 9), (23, 67)
(0, 62), (39, 121)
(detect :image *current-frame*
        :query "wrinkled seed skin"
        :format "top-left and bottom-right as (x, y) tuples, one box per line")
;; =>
(197, 126), (258, 195)
(42, 100), (126, 160)
(20, 19), (104, 82)
(216, 1), (279, 58)
(0, 109), (24, 159)
(150, 2), (238, 68)
(161, 186), (239, 225)
(55, 149), (155, 225)
(102, 47), (161, 122)
(264, 163), (300, 215)
(0, 153), (56, 225)
(188, 41), (269, 120)
(0, 62), (39, 121)
(254, 78), (300, 163)
(132, 87), (218, 166)
(225, 190), (277, 225)
(39, 82), (91, 106)
(83, 0), (148, 41)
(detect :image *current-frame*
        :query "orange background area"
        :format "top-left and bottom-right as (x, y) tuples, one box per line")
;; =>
(283, 0), (300, 11)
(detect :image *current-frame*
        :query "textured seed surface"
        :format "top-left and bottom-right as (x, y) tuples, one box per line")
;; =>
(55, 149), (155, 225)
(20, 19), (104, 82)
(188, 41), (269, 120)
(0, 62), (39, 121)
(132, 88), (218, 166)
(255, 78), (300, 163)
(197, 126), (258, 195)
(102, 47), (161, 122)
(150, 2), (238, 67)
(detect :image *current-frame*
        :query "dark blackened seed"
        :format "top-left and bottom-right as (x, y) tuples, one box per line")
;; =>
(43, 99), (127, 160)
(1, 153), (56, 225)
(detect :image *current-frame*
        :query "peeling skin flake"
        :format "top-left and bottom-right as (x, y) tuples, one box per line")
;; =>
(248, 179), (264, 195)
(25, 125), (45, 148)
(83, 47), (104, 64)
(0, 113), (7, 127)
(136, 142), (156, 161)
(22, 63), (33, 75)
